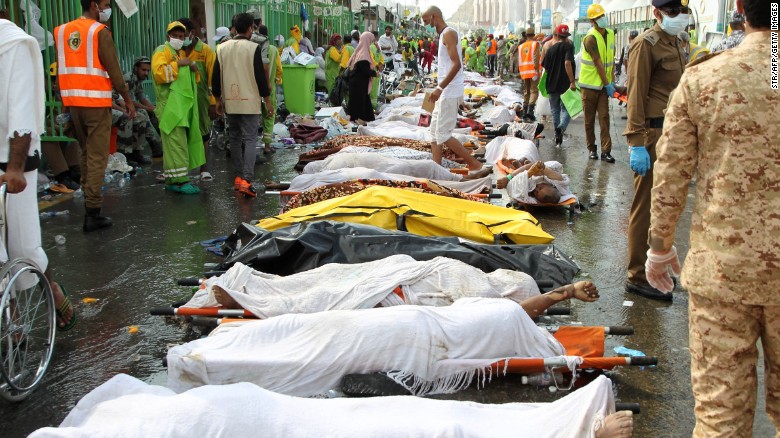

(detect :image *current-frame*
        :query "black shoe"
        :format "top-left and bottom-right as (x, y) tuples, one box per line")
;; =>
(625, 281), (673, 302)
(126, 151), (152, 165)
(340, 373), (412, 397)
(554, 128), (562, 146)
(84, 207), (112, 232)
(588, 150), (599, 160)
(601, 152), (615, 163)
(55, 175), (81, 191)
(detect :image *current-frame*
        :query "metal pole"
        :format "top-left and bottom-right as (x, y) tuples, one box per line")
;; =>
(205, 0), (216, 48)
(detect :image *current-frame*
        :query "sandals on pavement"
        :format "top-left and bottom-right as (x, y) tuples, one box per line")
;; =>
(56, 286), (77, 332)
(164, 183), (201, 195)
(200, 171), (213, 182)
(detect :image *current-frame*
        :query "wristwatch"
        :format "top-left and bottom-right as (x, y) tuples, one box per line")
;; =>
(435, 85), (444, 92)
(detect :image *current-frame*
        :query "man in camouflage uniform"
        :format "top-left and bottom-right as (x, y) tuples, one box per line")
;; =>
(712, 10), (746, 52)
(645, 0), (779, 435)
(623, 0), (687, 301)
(123, 57), (163, 157)
(111, 91), (160, 165)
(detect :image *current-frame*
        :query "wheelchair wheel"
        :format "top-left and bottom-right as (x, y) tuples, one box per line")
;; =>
(0, 258), (56, 402)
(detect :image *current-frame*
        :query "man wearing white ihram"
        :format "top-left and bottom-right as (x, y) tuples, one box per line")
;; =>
(421, 7), (484, 171)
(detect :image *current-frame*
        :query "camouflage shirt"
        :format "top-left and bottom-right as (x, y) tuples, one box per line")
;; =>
(712, 30), (745, 52)
(123, 71), (147, 104)
(648, 32), (780, 304)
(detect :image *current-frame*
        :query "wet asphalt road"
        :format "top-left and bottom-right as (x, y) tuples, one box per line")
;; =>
(1, 101), (773, 437)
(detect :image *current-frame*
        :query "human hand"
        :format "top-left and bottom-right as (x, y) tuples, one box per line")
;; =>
(208, 104), (217, 119)
(216, 101), (225, 116)
(189, 63), (198, 72)
(264, 98), (274, 117)
(629, 146), (651, 176)
(645, 247), (681, 293)
(177, 58), (191, 67)
(527, 161), (545, 176)
(496, 176), (509, 189)
(126, 101), (136, 119)
(429, 87), (442, 103)
(0, 171), (27, 193)
(570, 81), (577, 91)
(605, 82), (616, 97)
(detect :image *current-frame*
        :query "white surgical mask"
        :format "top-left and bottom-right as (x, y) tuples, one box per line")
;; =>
(595, 16), (608, 28)
(660, 13), (689, 36)
(98, 7), (112, 23)
(183, 37), (192, 46)
(168, 38), (184, 50)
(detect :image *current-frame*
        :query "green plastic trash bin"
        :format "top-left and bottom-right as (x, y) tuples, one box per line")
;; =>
(282, 64), (317, 115)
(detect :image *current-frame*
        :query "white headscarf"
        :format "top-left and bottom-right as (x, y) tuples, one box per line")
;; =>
(0, 19), (45, 142)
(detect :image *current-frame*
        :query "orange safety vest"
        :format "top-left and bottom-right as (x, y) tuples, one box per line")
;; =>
(518, 40), (540, 79)
(54, 18), (113, 107)
(487, 40), (497, 55)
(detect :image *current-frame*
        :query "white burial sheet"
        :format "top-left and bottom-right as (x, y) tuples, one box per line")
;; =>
(483, 136), (540, 166)
(183, 254), (540, 318)
(30, 374), (615, 438)
(287, 167), (492, 194)
(167, 298), (572, 396)
(302, 153), (463, 181)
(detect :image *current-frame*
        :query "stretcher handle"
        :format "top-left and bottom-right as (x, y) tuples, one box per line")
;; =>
(615, 403), (641, 414)
(150, 307), (176, 316)
(627, 356), (658, 366)
(535, 280), (554, 289)
(543, 307), (570, 316)
(177, 277), (202, 286)
(605, 326), (634, 336)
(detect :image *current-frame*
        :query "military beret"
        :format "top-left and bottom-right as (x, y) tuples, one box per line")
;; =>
(652, 0), (685, 8)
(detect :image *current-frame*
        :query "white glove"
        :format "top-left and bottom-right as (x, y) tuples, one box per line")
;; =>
(645, 246), (681, 293)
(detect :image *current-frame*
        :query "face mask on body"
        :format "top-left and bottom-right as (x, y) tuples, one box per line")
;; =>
(595, 16), (608, 28)
(183, 37), (192, 46)
(168, 38), (184, 50)
(660, 13), (689, 36)
(98, 7), (112, 23)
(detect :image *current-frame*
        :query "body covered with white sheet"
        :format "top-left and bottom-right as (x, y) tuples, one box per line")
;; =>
(483, 136), (540, 166)
(167, 298), (568, 396)
(288, 167), (491, 194)
(303, 153), (462, 180)
(30, 373), (615, 438)
(184, 254), (540, 318)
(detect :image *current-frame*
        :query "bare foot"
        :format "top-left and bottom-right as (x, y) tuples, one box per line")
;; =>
(212, 285), (242, 309)
(263, 180), (289, 190)
(595, 411), (633, 438)
(51, 281), (73, 329)
(463, 166), (492, 180)
(547, 281), (600, 303)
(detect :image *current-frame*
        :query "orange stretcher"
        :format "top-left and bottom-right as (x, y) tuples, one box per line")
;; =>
(490, 325), (657, 373)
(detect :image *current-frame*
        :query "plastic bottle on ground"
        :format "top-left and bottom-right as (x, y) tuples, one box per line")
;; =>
(40, 210), (70, 218)
(54, 235), (66, 245)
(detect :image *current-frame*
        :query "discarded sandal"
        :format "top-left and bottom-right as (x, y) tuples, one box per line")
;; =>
(56, 286), (77, 332)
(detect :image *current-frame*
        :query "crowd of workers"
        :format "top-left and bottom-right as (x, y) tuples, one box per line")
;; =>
(0, 0), (778, 435)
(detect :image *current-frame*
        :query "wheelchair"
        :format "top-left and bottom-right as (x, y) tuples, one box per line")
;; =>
(0, 183), (57, 401)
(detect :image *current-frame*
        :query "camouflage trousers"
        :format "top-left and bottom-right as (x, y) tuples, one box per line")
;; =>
(689, 291), (780, 437)
(112, 108), (162, 154)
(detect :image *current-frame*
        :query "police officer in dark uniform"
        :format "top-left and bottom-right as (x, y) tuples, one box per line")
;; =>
(623, 0), (688, 301)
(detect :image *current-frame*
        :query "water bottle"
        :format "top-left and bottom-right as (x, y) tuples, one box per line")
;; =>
(103, 172), (114, 184)
(73, 188), (83, 198)
(521, 371), (564, 387)
(55, 113), (72, 127)
(40, 210), (70, 218)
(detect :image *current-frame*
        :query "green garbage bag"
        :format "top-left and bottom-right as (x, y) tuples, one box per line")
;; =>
(537, 71), (548, 98)
(561, 88), (583, 119)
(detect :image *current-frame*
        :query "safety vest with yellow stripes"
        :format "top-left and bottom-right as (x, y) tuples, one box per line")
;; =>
(54, 18), (113, 107)
(578, 27), (615, 90)
(518, 40), (540, 79)
(689, 43), (710, 62)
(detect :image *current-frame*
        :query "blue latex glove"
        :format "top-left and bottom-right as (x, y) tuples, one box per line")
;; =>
(630, 146), (651, 176)
(604, 82), (616, 97)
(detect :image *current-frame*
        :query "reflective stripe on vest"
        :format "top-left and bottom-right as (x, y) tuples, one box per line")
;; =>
(518, 41), (539, 79)
(55, 19), (112, 107)
(578, 27), (615, 90)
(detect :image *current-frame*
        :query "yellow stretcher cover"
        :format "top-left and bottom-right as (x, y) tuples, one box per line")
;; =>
(464, 87), (489, 98)
(257, 186), (554, 244)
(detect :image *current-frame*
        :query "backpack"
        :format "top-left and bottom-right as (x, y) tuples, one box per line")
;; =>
(329, 68), (350, 107)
